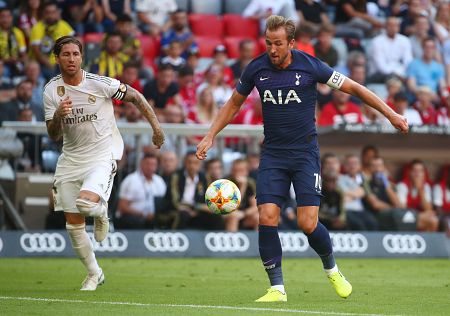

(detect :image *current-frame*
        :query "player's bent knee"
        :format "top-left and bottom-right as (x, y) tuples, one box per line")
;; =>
(75, 198), (103, 217)
(298, 220), (317, 234)
(259, 212), (279, 226)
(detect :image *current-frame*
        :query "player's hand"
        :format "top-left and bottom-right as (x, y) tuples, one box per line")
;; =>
(388, 112), (409, 133)
(196, 135), (213, 160)
(152, 128), (165, 149)
(55, 96), (72, 119)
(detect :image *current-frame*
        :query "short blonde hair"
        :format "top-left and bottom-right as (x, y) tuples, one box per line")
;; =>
(265, 15), (296, 42)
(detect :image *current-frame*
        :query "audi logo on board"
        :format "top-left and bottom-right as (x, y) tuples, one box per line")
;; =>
(20, 233), (66, 253)
(144, 232), (189, 252)
(88, 232), (128, 252)
(382, 234), (426, 254)
(278, 233), (309, 252)
(330, 233), (368, 253)
(204, 232), (250, 252)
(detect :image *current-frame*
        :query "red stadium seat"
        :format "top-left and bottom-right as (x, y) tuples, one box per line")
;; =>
(189, 14), (224, 38)
(138, 34), (161, 65)
(259, 37), (267, 54)
(194, 36), (223, 57)
(223, 14), (259, 39)
(83, 32), (104, 44)
(223, 37), (258, 59)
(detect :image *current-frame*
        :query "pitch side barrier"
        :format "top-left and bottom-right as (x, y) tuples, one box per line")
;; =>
(0, 231), (449, 258)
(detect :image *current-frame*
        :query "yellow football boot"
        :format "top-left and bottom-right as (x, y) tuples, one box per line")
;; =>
(255, 288), (287, 302)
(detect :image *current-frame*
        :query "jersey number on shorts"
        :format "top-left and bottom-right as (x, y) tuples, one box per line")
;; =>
(313, 173), (322, 191)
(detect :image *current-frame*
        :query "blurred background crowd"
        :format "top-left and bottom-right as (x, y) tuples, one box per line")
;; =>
(0, 0), (449, 233)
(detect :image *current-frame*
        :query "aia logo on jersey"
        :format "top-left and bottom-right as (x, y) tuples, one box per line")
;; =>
(263, 89), (302, 105)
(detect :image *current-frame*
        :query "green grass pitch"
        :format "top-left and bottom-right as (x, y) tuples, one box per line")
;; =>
(0, 258), (449, 315)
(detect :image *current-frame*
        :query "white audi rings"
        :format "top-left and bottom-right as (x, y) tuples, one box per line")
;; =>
(144, 232), (189, 252)
(20, 233), (66, 253)
(204, 232), (250, 252)
(279, 233), (309, 252)
(89, 232), (128, 252)
(330, 233), (368, 253)
(382, 234), (426, 254)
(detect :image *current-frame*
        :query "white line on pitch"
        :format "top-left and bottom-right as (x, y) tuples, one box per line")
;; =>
(0, 296), (403, 316)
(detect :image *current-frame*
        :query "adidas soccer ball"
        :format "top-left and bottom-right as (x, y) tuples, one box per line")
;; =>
(205, 179), (241, 214)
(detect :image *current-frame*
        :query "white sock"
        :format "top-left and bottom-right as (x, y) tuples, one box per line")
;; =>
(324, 264), (339, 276)
(67, 223), (100, 275)
(271, 284), (286, 294)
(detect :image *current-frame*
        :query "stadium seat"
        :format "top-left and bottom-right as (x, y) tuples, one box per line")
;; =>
(194, 36), (223, 57)
(190, 0), (222, 14)
(331, 38), (348, 67)
(175, 0), (189, 11)
(189, 14), (224, 38)
(138, 34), (161, 65)
(223, 37), (258, 59)
(224, 0), (252, 14)
(258, 37), (267, 54)
(223, 14), (259, 39)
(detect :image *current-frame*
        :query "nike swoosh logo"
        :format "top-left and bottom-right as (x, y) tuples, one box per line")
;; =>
(260, 77), (269, 81)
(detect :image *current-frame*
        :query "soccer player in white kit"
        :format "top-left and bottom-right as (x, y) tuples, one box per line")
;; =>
(44, 36), (164, 291)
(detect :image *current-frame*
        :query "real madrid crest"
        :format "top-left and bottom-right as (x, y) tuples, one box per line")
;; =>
(88, 94), (96, 104)
(57, 86), (65, 97)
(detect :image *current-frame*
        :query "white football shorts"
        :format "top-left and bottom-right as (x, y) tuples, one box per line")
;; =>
(52, 159), (117, 213)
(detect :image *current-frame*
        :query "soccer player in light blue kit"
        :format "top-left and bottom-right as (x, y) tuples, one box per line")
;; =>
(196, 16), (408, 302)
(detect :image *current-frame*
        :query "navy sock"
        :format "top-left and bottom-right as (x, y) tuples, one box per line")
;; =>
(258, 225), (284, 286)
(304, 222), (336, 269)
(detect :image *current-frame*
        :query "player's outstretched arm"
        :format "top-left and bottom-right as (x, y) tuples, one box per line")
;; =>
(46, 96), (72, 141)
(196, 90), (247, 160)
(122, 85), (165, 149)
(339, 78), (409, 133)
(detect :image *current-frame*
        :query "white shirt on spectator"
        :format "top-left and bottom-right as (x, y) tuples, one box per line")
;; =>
(432, 183), (450, 208)
(369, 32), (413, 77)
(437, 107), (450, 126)
(181, 173), (198, 206)
(337, 173), (365, 212)
(118, 171), (166, 217)
(135, 0), (177, 27)
(396, 182), (432, 207)
(243, 0), (299, 31)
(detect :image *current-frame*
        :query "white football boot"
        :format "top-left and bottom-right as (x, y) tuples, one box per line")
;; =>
(80, 268), (105, 291)
(94, 203), (109, 242)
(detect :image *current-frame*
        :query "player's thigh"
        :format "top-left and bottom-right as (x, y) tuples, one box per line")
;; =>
(53, 180), (81, 213)
(296, 205), (319, 234)
(256, 167), (291, 207)
(81, 160), (117, 203)
(291, 151), (322, 207)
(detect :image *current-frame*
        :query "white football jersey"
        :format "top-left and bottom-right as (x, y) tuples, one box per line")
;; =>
(44, 70), (126, 165)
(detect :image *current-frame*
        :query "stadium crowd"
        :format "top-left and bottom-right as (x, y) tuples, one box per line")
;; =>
(0, 0), (449, 233)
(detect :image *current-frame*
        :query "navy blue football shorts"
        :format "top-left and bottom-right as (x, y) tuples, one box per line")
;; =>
(256, 146), (322, 208)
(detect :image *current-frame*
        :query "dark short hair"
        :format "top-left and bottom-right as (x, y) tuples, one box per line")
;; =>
(361, 145), (378, 157)
(143, 153), (157, 160)
(239, 39), (254, 50)
(53, 36), (83, 56)
(158, 63), (174, 72)
(178, 66), (194, 77)
(117, 14), (133, 23)
(393, 92), (409, 103)
(205, 158), (222, 169)
(43, 1), (58, 10)
(0, 7), (12, 14)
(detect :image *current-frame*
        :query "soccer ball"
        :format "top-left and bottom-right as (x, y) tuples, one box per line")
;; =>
(205, 179), (241, 214)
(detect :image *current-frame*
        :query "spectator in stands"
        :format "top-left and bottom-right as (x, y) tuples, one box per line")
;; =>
(159, 150), (178, 184)
(349, 64), (366, 87)
(409, 15), (433, 59)
(318, 89), (364, 126)
(163, 151), (224, 230)
(433, 2), (450, 45)
(314, 24), (338, 68)
(319, 170), (347, 230)
(115, 14), (142, 63)
(247, 152), (260, 181)
(211, 45), (234, 87)
(413, 86), (437, 125)
(143, 64), (181, 115)
(160, 40), (186, 72)
(385, 77), (404, 109)
(100, 0), (131, 33)
(396, 159), (439, 231)
(230, 39), (256, 81)
(400, 0), (429, 36)
(90, 32), (128, 78)
(437, 91), (450, 126)
(0, 59), (15, 103)
(364, 157), (407, 230)
(24, 61), (45, 116)
(295, 0), (330, 34)
(177, 66), (196, 113)
(136, 0), (177, 36)
(368, 17), (413, 83)
(120, 62), (143, 94)
(0, 80), (43, 123)
(321, 152), (341, 176)
(162, 104), (188, 155)
(161, 9), (197, 59)
(360, 145), (378, 179)
(17, 0), (41, 41)
(187, 87), (218, 124)
(338, 154), (378, 231)
(196, 64), (232, 108)
(333, 0), (384, 39)
(243, 0), (299, 33)
(407, 37), (446, 100)
(224, 158), (259, 232)
(60, 0), (104, 35)
(433, 165), (450, 234)
(391, 92), (423, 126)
(16, 107), (41, 171)
(29, 1), (74, 80)
(0, 7), (27, 79)
(116, 153), (166, 229)
(295, 23), (315, 56)
(205, 158), (223, 184)
(232, 96), (263, 125)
